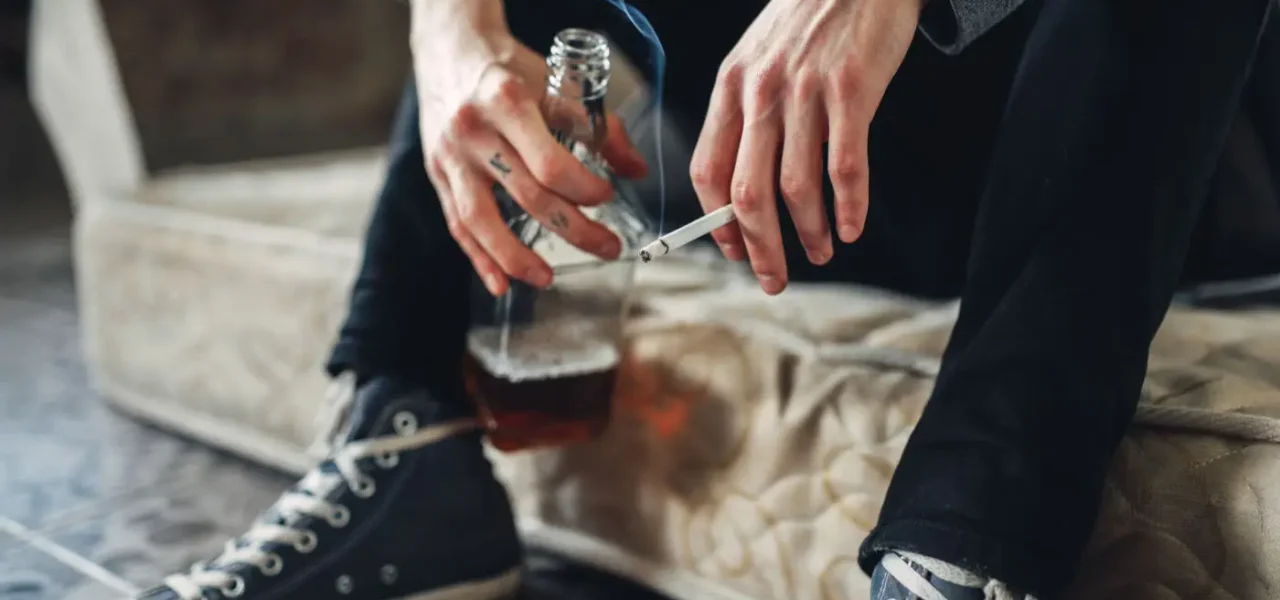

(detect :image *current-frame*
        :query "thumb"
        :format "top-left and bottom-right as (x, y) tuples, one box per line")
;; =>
(542, 100), (650, 179)
(599, 113), (649, 179)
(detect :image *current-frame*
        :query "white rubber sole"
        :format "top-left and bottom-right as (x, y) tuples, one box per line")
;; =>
(394, 567), (522, 600)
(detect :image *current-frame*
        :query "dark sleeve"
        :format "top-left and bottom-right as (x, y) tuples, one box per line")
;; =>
(918, 0), (1028, 55)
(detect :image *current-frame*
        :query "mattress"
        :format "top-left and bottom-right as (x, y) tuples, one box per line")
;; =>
(75, 150), (384, 474)
(73, 148), (1280, 599)
(490, 255), (1280, 600)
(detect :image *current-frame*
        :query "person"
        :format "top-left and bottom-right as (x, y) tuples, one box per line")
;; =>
(136, 0), (1280, 598)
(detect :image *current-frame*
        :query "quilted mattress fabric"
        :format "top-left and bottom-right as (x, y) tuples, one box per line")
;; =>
(490, 257), (1280, 600)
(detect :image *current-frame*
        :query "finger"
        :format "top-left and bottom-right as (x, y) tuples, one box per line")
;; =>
(541, 102), (647, 179)
(431, 163), (509, 296)
(689, 68), (747, 260)
(445, 163), (555, 288)
(779, 82), (832, 265)
(470, 132), (622, 260)
(599, 113), (649, 179)
(826, 90), (870, 243)
(480, 76), (614, 205)
(732, 102), (787, 295)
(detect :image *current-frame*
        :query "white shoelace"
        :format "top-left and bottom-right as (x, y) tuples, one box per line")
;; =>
(882, 553), (952, 600)
(881, 553), (1035, 600)
(162, 376), (480, 599)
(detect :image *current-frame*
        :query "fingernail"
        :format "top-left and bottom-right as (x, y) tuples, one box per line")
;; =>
(807, 248), (831, 265)
(758, 274), (785, 295)
(839, 225), (861, 243)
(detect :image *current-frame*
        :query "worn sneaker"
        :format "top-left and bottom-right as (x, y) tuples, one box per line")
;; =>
(870, 552), (1032, 600)
(136, 374), (523, 600)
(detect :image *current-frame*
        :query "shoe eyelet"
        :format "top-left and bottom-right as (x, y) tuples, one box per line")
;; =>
(295, 530), (318, 554)
(329, 505), (351, 528)
(335, 574), (354, 595)
(380, 564), (398, 585)
(374, 452), (399, 469)
(221, 576), (247, 598)
(392, 412), (418, 434)
(261, 553), (284, 576)
(352, 477), (376, 499)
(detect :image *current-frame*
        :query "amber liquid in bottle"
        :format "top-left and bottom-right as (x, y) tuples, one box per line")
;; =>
(462, 321), (620, 452)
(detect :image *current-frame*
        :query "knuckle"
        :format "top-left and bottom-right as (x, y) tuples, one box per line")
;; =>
(479, 73), (527, 109)
(745, 87), (772, 113)
(730, 180), (765, 211)
(716, 61), (746, 90)
(827, 62), (864, 99)
(446, 104), (483, 137)
(528, 156), (566, 187)
(746, 68), (784, 108)
(751, 60), (785, 91)
(492, 76), (527, 107)
(514, 184), (553, 214)
(828, 153), (863, 182)
(424, 153), (444, 179)
(446, 218), (467, 241)
(791, 69), (823, 99)
(778, 175), (815, 204)
(431, 139), (460, 165)
(689, 159), (729, 190)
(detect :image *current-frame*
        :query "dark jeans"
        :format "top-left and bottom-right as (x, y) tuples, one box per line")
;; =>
(328, 0), (1278, 596)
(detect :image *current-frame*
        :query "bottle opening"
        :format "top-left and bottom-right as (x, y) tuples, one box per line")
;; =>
(553, 28), (610, 57)
(547, 28), (611, 101)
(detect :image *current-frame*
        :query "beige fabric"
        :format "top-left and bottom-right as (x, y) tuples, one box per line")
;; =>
(73, 152), (376, 474)
(492, 256), (1280, 600)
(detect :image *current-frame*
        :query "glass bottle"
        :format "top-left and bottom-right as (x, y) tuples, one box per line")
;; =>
(463, 28), (653, 452)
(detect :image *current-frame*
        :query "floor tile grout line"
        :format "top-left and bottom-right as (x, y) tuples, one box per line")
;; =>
(0, 516), (140, 597)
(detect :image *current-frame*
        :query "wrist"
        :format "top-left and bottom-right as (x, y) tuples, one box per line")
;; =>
(408, 0), (512, 64)
(408, 0), (505, 37)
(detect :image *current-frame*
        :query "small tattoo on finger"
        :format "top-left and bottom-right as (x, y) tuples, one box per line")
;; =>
(549, 212), (570, 229)
(489, 153), (512, 176)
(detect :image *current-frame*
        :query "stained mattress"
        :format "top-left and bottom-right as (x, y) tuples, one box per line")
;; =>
(490, 254), (1280, 600)
(74, 151), (1280, 599)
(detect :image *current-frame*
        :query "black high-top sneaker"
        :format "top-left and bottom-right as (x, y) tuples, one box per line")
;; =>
(136, 374), (523, 600)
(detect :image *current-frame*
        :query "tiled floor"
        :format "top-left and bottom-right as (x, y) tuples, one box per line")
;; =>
(0, 189), (672, 599)
(0, 192), (292, 599)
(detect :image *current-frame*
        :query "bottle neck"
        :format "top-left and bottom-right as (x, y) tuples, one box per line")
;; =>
(546, 29), (611, 151)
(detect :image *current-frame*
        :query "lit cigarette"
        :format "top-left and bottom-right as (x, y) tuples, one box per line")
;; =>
(639, 204), (737, 263)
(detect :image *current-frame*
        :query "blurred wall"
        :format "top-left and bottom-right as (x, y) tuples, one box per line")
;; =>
(100, 0), (411, 171)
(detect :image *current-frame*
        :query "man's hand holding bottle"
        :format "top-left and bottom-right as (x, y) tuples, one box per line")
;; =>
(409, 0), (649, 297)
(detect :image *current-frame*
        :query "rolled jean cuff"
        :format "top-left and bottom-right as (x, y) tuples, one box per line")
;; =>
(858, 517), (1063, 599)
